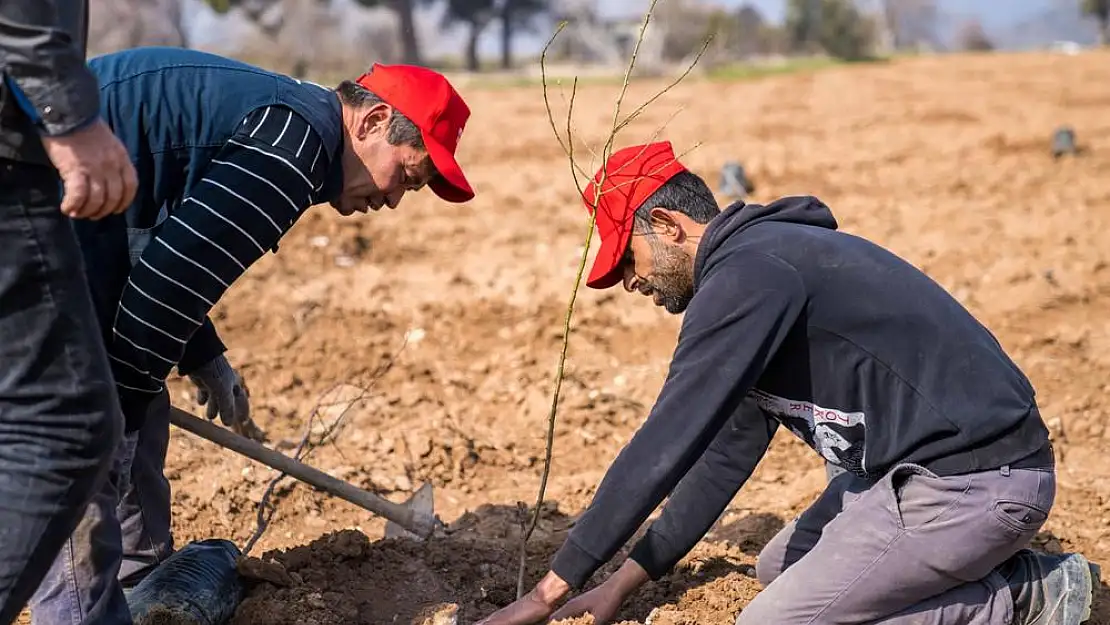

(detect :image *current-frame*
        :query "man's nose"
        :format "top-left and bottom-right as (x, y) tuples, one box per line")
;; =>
(622, 266), (638, 293)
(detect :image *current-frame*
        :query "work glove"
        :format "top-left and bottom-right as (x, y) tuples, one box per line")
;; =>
(188, 354), (264, 440)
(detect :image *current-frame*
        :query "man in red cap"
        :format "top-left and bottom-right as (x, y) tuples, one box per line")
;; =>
(478, 142), (1097, 625)
(27, 46), (475, 624)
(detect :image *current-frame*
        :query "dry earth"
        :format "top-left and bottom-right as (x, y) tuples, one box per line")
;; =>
(23, 49), (1110, 624)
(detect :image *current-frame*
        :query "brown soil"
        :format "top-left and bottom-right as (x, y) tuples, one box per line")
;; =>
(20, 49), (1110, 624)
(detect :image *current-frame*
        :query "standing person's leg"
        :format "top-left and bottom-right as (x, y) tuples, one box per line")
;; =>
(28, 441), (133, 625)
(117, 389), (174, 588)
(0, 160), (124, 625)
(738, 454), (1076, 625)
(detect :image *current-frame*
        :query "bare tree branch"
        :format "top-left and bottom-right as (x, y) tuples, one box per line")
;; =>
(241, 337), (409, 557)
(514, 0), (710, 599)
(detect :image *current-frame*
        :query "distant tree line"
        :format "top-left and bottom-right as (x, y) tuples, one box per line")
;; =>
(90, 0), (1108, 79)
(204, 0), (547, 71)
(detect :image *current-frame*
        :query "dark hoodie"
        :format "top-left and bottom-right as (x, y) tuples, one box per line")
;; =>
(550, 195), (1050, 589)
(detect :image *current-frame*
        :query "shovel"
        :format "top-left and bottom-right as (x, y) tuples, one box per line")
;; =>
(168, 406), (439, 540)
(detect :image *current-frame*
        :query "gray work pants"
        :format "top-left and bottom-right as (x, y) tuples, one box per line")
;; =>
(741, 459), (1055, 624)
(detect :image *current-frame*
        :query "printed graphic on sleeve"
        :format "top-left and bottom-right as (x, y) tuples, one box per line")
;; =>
(749, 389), (869, 475)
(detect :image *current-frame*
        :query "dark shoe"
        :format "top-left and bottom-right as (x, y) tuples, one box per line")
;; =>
(1003, 549), (1100, 624)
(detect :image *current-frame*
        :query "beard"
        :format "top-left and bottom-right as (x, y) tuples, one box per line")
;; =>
(642, 240), (695, 314)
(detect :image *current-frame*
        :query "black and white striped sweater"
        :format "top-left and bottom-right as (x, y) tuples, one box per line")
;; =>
(108, 104), (331, 398)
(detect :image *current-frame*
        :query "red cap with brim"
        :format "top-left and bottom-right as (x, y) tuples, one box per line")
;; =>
(425, 137), (473, 203)
(356, 64), (475, 203)
(582, 141), (689, 289)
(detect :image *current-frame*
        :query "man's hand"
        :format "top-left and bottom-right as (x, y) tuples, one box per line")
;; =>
(475, 571), (570, 625)
(188, 354), (255, 433)
(548, 586), (623, 624)
(548, 560), (650, 625)
(40, 118), (138, 220)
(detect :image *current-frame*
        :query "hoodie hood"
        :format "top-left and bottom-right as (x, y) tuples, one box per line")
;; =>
(693, 195), (839, 286)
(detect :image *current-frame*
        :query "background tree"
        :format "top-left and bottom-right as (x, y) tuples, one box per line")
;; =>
(89, 0), (189, 55)
(498, 0), (550, 69)
(1081, 0), (1109, 45)
(350, 0), (435, 65)
(443, 0), (497, 70)
(956, 18), (994, 51)
(202, 0), (398, 76)
(817, 0), (878, 61)
(883, 0), (939, 51)
(733, 4), (777, 58)
(785, 0), (823, 53)
(654, 0), (716, 62)
(206, 0), (430, 66)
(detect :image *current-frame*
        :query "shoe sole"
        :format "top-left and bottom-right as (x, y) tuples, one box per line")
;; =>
(1083, 560), (1101, 623)
(1065, 554), (1099, 624)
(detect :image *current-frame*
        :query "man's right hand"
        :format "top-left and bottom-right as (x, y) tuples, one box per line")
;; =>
(548, 559), (649, 624)
(40, 118), (137, 220)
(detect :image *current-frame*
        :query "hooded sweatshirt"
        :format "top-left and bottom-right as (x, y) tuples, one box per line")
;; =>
(550, 195), (1050, 589)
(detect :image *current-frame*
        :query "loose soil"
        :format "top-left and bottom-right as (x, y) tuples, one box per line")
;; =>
(22, 49), (1110, 624)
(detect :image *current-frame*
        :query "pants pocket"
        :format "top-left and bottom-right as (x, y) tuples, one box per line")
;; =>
(990, 500), (1049, 535)
(126, 204), (170, 266)
(888, 463), (969, 531)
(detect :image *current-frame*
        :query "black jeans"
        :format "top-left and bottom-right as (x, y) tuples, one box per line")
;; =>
(28, 389), (173, 625)
(0, 159), (123, 625)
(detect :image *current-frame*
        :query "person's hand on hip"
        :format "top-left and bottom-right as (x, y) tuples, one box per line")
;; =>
(40, 117), (138, 220)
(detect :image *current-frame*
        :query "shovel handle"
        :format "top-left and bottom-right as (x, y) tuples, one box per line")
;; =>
(168, 406), (436, 539)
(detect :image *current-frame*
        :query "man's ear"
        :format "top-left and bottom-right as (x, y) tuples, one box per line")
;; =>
(356, 103), (392, 141)
(648, 207), (683, 243)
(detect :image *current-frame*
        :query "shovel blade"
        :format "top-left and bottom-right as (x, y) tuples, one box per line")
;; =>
(384, 482), (435, 540)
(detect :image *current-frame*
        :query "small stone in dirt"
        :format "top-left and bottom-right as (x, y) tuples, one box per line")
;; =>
(328, 529), (369, 558)
(237, 557), (294, 587)
(412, 602), (459, 625)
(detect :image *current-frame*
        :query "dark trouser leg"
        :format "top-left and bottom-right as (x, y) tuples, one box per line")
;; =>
(825, 461), (848, 482)
(0, 160), (125, 625)
(743, 462), (1055, 624)
(117, 390), (174, 587)
(28, 392), (172, 623)
(27, 443), (132, 625)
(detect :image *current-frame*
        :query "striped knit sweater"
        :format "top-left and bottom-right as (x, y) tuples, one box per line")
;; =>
(108, 104), (330, 397)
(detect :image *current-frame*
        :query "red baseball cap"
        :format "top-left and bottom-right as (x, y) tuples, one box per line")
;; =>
(582, 141), (688, 289)
(356, 64), (475, 203)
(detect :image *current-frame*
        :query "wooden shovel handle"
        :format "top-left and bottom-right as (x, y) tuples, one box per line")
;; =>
(168, 406), (436, 539)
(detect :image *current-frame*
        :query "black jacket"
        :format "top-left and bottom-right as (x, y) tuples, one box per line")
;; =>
(0, 0), (99, 165)
(550, 195), (1049, 589)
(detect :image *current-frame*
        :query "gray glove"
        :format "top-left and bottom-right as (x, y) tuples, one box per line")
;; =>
(188, 354), (250, 427)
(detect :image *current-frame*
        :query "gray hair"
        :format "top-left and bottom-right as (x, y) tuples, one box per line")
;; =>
(335, 79), (425, 149)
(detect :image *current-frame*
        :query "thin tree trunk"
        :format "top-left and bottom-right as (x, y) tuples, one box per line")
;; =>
(500, 8), (512, 69)
(391, 0), (423, 65)
(466, 22), (484, 71)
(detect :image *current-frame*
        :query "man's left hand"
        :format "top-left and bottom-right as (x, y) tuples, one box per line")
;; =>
(548, 583), (625, 624)
(475, 571), (570, 625)
(549, 558), (648, 624)
(188, 354), (263, 440)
